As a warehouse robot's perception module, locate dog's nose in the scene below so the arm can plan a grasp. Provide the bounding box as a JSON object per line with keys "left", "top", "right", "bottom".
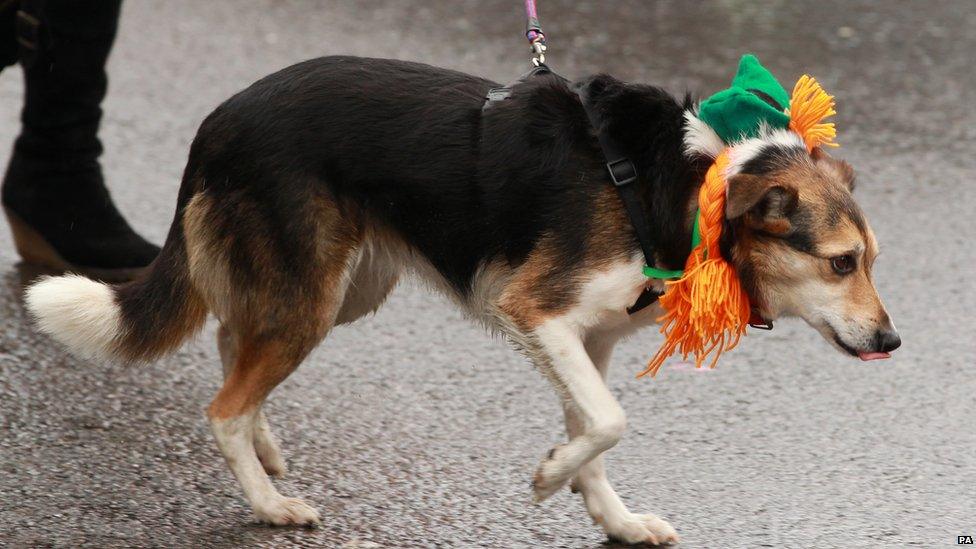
{"left": 876, "top": 329, "right": 902, "bottom": 353}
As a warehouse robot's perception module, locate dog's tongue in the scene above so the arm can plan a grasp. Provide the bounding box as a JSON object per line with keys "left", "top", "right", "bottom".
{"left": 858, "top": 351, "right": 891, "bottom": 361}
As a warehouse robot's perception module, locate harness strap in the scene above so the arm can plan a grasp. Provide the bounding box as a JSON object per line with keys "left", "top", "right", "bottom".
{"left": 577, "top": 88, "right": 663, "bottom": 314}
{"left": 482, "top": 64, "right": 552, "bottom": 111}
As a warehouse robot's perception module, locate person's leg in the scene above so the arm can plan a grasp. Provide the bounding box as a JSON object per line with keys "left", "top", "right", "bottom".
{"left": 0, "top": 1, "right": 17, "bottom": 69}
{"left": 2, "top": 0, "right": 158, "bottom": 281}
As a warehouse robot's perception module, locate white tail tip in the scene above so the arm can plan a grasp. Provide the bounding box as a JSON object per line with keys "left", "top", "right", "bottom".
{"left": 25, "top": 274, "right": 122, "bottom": 361}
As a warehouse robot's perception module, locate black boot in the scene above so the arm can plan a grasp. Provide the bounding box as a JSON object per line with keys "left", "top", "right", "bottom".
{"left": 2, "top": 0, "right": 159, "bottom": 281}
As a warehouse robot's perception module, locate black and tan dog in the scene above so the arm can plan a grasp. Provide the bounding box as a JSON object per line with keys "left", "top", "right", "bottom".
{"left": 25, "top": 56, "right": 899, "bottom": 545}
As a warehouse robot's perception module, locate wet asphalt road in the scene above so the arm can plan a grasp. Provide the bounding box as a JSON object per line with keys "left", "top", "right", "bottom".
{"left": 1, "top": 1, "right": 974, "bottom": 547}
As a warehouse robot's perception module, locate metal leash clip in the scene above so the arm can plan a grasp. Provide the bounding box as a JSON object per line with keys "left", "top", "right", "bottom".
{"left": 525, "top": 1, "right": 546, "bottom": 67}
{"left": 530, "top": 38, "right": 546, "bottom": 66}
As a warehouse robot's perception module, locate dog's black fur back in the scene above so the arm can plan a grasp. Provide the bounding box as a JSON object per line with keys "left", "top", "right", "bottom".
{"left": 186, "top": 56, "right": 706, "bottom": 295}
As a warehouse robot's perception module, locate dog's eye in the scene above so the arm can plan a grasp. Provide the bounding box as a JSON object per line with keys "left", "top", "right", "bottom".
{"left": 830, "top": 255, "right": 855, "bottom": 275}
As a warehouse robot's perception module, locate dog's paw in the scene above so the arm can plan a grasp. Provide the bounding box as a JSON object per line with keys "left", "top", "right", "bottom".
{"left": 253, "top": 497, "right": 320, "bottom": 527}
{"left": 603, "top": 512, "right": 679, "bottom": 546}
{"left": 532, "top": 444, "right": 574, "bottom": 502}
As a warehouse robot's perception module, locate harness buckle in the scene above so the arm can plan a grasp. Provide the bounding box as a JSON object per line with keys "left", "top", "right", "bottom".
{"left": 485, "top": 87, "right": 512, "bottom": 102}
{"left": 748, "top": 309, "right": 774, "bottom": 330}
{"left": 749, "top": 321, "right": 774, "bottom": 330}
{"left": 606, "top": 158, "right": 637, "bottom": 186}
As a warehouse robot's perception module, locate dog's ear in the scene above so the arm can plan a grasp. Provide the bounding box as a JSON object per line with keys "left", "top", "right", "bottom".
{"left": 812, "top": 147, "right": 856, "bottom": 191}
{"left": 726, "top": 174, "right": 798, "bottom": 234}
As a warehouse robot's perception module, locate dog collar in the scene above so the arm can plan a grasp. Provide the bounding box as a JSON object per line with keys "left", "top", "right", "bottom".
{"left": 643, "top": 211, "right": 701, "bottom": 280}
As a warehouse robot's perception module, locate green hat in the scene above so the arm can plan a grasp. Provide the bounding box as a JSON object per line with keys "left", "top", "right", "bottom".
{"left": 698, "top": 54, "right": 790, "bottom": 143}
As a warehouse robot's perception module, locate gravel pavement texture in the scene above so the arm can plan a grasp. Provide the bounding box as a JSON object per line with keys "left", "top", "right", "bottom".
{"left": 0, "top": 1, "right": 973, "bottom": 547}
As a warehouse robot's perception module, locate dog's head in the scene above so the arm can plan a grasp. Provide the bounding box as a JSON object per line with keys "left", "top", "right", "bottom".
{"left": 725, "top": 132, "right": 900, "bottom": 360}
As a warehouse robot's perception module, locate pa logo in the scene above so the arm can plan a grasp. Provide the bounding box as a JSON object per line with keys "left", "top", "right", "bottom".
{"left": 959, "top": 535, "right": 974, "bottom": 544}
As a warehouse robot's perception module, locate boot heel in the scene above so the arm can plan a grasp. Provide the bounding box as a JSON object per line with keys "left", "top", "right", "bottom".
{"left": 4, "top": 206, "right": 72, "bottom": 271}
{"left": 4, "top": 206, "right": 148, "bottom": 282}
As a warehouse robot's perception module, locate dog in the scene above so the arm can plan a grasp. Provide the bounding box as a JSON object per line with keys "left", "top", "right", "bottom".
{"left": 25, "top": 56, "right": 900, "bottom": 545}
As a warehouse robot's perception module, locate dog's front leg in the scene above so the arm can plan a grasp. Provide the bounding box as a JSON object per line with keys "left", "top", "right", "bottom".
{"left": 529, "top": 320, "right": 627, "bottom": 502}
{"left": 564, "top": 335, "right": 679, "bottom": 546}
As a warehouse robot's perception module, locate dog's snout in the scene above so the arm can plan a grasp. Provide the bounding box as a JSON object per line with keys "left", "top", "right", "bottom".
{"left": 876, "top": 329, "right": 901, "bottom": 353}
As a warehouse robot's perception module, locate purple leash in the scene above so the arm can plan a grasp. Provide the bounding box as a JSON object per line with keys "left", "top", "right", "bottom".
{"left": 481, "top": 0, "right": 553, "bottom": 111}
{"left": 524, "top": 0, "right": 547, "bottom": 65}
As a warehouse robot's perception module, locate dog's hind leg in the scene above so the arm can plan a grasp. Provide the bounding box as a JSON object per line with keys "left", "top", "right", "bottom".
{"left": 208, "top": 329, "right": 325, "bottom": 526}
{"left": 566, "top": 334, "right": 679, "bottom": 545}
{"left": 184, "top": 184, "right": 361, "bottom": 525}
{"left": 217, "top": 324, "right": 287, "bottom": 477}
{"left": 204, "top": 247, "right": 355, "bottom": 526}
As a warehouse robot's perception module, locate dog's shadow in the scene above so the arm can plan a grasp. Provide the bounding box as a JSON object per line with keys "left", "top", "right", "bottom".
{"left": 181, "top": 523, "right": 311, "bottom": 549}
{"left": 600, "top": 541, "right": 679, "bottom": 549}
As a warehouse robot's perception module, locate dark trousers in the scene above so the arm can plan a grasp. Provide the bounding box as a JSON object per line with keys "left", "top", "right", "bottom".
{"left": 0, "top": 0, "right": 159, "bottom": 273}
{"left": 1, "top": 0, "right": 123, "bottom": 164}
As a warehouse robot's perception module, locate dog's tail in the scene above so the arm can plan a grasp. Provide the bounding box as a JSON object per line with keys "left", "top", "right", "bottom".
{"left": 25, "top": 208, "right": 208, "bottom": 363}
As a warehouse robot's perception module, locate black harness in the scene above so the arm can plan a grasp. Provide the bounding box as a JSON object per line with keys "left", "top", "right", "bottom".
{"left": 485, "top": 3, "right": 773, "bottom": 327}
{"left": 576, "top": 87, "right": 663, "bottom": 314}
{"left": 484, "top": 71, "right": 663, "bottom": 315}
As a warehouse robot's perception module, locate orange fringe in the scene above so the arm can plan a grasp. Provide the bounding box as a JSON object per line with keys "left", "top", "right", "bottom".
{"left": 639, "top": 75, "right": 838, "bottom": 377}
{"left": 788, "top": 75, "right": 838, "bottom": 151}
{"left": 640, "top": 153, "right": 750, "bottom": 377}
